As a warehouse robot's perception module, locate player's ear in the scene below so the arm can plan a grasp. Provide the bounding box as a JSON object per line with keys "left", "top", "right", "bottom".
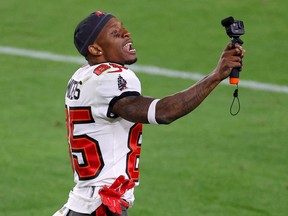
{"left": 88, "top": 44, "right": 103, "bottom": 56}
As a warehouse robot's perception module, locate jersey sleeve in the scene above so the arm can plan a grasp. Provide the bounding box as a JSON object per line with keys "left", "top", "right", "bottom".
{"left": 92, "top": 63, "right": 141, "bottom": 119}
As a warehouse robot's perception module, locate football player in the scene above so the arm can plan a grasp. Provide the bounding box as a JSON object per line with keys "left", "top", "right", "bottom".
{"left": 53, "top": 11, "right": 245, "bottom": 216}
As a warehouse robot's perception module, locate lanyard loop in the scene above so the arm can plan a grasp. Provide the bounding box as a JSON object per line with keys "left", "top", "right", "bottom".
{"left": 230, "top": 85, "right": 240, "bottom": 116}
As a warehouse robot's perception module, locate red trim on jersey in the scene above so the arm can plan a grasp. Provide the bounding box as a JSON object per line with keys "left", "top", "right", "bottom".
{"left": 108, "top": 63, "right": 128, "bottom": 73}
{"left": 94, "top": 64, "right": 111, "bottom": 76}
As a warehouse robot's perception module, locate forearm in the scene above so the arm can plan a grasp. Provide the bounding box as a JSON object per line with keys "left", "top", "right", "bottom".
{"left": 155, "top": 72, "right": 221, "bottom": 124}
{"left": 113, "top": 44, "right": 245, "bottom": 124}
{"left": 113, "top": 72, "right": 221, "bottom": 124}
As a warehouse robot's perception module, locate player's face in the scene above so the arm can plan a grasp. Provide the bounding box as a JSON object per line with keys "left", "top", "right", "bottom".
{"left": 95, "top": 18, "right": 137, "bottom": 65}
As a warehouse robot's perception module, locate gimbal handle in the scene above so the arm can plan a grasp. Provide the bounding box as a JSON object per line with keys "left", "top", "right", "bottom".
{"left": 230, "top": 37, "right": 244, "bottom": 85}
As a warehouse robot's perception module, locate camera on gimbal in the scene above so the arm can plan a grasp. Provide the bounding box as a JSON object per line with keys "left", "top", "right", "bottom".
{"left": 221, "top": 16, "right": 245, "bottom": 86}
{"left": 221, "top": 16, "right": 245, "bottom": 115}
{"left": 221, "top": 16, "right": 245, "bottom": 44}
{"left": 222, "top": 18, "right": 245, "bottom": 38}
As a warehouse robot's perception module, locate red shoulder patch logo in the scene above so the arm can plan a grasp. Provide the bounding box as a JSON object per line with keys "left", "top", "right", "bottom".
{"left": 93, "top": 64, "right": 111, "bottom": 76}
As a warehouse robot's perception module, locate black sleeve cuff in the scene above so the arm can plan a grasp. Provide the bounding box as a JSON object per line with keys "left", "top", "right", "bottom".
{"left": 107, "top": 91, "right": 141, "bottom": 118}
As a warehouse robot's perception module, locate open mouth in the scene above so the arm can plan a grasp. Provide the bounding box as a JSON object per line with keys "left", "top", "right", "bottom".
{"left": 123, "top": 42, "right": 136, "bottom": 54}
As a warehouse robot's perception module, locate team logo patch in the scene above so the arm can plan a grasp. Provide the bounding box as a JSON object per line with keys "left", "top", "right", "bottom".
{"left": 94, "top": 64, "right": 111, "bottom": 76}
{"left": 118, "top": 75, "right": 127, "bottom": 91}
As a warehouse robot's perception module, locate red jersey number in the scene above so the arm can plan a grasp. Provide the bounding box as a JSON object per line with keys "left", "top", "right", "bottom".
{"left": 65, "top": 106, "right": 104, "bottom": 180}
{"left": 65, "top": 106, "right": 143, "bottom": 183}
{"left": 126, "top": 123, "right": 143, "bottom": 183}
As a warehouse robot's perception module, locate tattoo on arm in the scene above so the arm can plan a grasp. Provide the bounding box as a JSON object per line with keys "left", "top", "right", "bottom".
{"left": 112, "top": 73, "right": 220, "bottom": 124}
{"left": 112, "top": 96, "right": 154, "bottom": 123}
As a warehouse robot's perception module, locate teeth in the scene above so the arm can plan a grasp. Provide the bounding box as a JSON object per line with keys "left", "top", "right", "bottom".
{"left": 124, "top": 42, "right": 132, "bottom": 48}
{"left": 123, "top": 42, "right": 136, "bottom": 53}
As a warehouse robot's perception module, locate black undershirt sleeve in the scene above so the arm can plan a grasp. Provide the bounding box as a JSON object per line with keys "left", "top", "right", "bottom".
{"left": 107, "top": 91, "right": 140, "bottom": 118}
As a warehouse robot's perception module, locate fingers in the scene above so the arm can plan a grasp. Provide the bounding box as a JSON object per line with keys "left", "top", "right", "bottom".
{"left": 215, "top": 43, "right": 246, "bottom": 81}
{"left": 221, "top": 50, "right": 243, "bottom": 69}
{"left": 231, "top": 56, "right": 243, "bottom": 68}
{"left": 224, "top": 43, "right": 245, "bottom": 56}
{"left": 235, "top": 45, "right": 245, "bottom": 68}
{"left": 240, "top": 46, "right": 246, "bottom": 58}
{"left": 233, "top": 44, "right": 246, "bottom": 58}
{"left": 223, "top": 43, "right": 245, "bottom": 66}
{"left": 224, "top": 43, "right": 233, "bottom": 51}
{"left": 235, "top": 45, "right": 246, "bottom": 59}
{"left": 110, "top": 175, "right": 125, "bottom": 189}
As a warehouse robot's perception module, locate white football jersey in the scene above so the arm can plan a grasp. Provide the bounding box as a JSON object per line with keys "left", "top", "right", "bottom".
{"left": 65, "top": 62, "right": 143, "bottom": 188}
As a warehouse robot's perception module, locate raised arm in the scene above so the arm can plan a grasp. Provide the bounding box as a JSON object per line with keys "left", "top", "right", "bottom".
{"left": 112, "top": 43, "right": 245, "bottom": 124}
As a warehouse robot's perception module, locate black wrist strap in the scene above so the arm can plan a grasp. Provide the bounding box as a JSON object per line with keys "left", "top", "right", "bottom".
{"left": 230, "top": 84, "right": 240, "bottom": 116}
